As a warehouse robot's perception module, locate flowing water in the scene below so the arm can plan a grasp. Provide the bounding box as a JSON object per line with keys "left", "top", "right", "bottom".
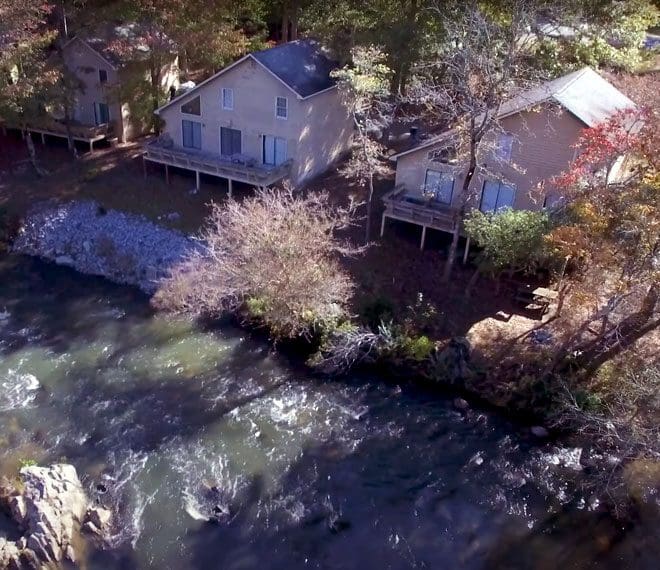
{"left": 0, "top": 254, "right": 656, "bottom": 569}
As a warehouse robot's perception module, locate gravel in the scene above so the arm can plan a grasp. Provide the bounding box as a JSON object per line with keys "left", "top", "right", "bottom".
{"left": 12, "top": 201, "right": 202, "bottom": 294}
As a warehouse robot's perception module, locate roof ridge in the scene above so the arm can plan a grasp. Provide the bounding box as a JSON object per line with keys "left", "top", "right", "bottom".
{"left": 552, "top": 66, "right": 592, "bottom": 97}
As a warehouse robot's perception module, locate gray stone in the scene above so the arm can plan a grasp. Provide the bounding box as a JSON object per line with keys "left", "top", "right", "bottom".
{"left": 12, "top": 200, "right": 202, "bottom": 294}
{"left": 54, "top": 255, "right": 74, "bottom": 266}
{"left": 531, "top": 426, "right": 550, "bottom": 438}
{"left": 453, "top": 397, "right": 470, "bottom": 411}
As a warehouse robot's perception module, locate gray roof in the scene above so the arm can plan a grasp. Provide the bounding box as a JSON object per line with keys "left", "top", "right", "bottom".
{"left": 392, "top": 67, "right": 636, "bottom": 160}
{"left": 498, "top": 67, "right": 636, "bottom": 127}
{"left": 251, "top": 39, "right": 338, "bottom": 97}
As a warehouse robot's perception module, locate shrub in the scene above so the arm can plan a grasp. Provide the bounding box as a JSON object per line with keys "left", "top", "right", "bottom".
{"left": 359, "top": 295, "right": 395, "bottom": 329}
{"left": 153, "top": 188, "right": 362, "bottom": 340}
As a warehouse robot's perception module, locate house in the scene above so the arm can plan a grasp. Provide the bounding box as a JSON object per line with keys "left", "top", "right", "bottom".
{"left": 2, "top": 23, "right": 179, "bottom": 150}
{"left": 383, "top": 67, "right": 636, "bottom": 250}
{"left": 59, "top": 23, "right": 179, "bottom": 145}
{"left": 144, "top": 39, "right": 353, "bottom": 192}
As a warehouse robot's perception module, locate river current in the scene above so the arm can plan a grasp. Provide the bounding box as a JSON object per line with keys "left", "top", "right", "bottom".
{"left": 0, "top": 254, "right": 656, "bottom": 569}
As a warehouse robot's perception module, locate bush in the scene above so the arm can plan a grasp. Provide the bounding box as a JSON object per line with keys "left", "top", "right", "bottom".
{"left": 153, "top": 188, "right": 362, "bottom": 340}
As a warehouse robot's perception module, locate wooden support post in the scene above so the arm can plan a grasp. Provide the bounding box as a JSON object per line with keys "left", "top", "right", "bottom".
{"left": 227, "top": 178, "right": 233, "bottom": 199}
{"left": 380, "top": 214, "right": 387, "bottom": 237}
{"left": 463, "top": 236, "right": 471, "bottom": 264}
{"left": 142, "top": 157, "right": 147, "bottom": 180}
{"left": 89, "top": 140, "right": 94, "bottom": 152}
{"left": 195, "top": 170, "right": 200, "bottom": 190}
{"left": 165, "top": 164, "right": 170, "bottom": 185}
{"left": 41, "top": 132, "right": 45, "bottom": 144}
{"left": 420, "top": 225, "right": 427, "bottom": 251}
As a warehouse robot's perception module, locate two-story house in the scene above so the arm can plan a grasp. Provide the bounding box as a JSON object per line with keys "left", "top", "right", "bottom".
{"left": 60, "top": 23, "right": 179, "bottom": 146}
{"left": 4, "top": 23, "right": 179, "bottom": 151}
{"left": 382, "top": 67, "right": 636, "bottom": 250}
{"left": 144, "top": 39, "right": 353, "bottom": 192}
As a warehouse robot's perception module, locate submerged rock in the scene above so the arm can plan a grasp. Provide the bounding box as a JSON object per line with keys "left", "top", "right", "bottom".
{"left": 530, "top": 426, "right": 550, "bottom": 438}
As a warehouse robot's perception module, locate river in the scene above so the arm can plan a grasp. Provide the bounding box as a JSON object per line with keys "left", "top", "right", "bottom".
{"left": 0, "top": 254, "right": 655, "bottom": 569}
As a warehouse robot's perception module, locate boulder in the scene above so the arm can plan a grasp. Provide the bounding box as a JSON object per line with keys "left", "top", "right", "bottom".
{"left": 54, "top": 255, "right": 74, "bottom": 266}
{"left": 453, "top": 397, "right": 470, "bottom": 411}
{"left": 0, "top": 464, "right": 93, "bottom": 568}
{"left": 430, "top": 337, "right": 472, "bottom": 385}
{"left": 531, "top": 426, "right": 550, "bottom": 438}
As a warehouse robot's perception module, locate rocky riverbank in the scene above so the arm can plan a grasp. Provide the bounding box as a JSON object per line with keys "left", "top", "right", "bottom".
{"left": 0, "top": 463, "right": 112, "bottom": 569}
{"left": 12, "top": 201, "right": 201, "bottom": 294}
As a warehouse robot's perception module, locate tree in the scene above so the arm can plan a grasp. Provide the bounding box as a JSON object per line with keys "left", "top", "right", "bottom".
{"left": 406, "top": 0, "right": 542, "bottom": 283}
{"left": 153, "top": 188, "right": 362, "bottom": 340}
{"left": 546, "top": 106, "right": 659, "bottom": 378}
{"left": 532, "top": 0, "right": 660, "bottom": 74}
{"left": 333, "top": 46, "right": 393, "bottom": 244}
{"left": 463, "top": 209, "right": 552, "bottom": 295}
{"left": 0, "top": 0, "right": 58, "bottom": 173}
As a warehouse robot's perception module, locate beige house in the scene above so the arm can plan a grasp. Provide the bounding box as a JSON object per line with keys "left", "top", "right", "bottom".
{"left": 5, "top": 23, "right": 179, "bottom": 150}
{"left": 145, "top": 39, "right": 353, "bottom": 192}
{"left": 384, "top": 67, "right": 636, "bottom": 250}
{"left": 60, "top": 23, "right": 179, "bottom": 145}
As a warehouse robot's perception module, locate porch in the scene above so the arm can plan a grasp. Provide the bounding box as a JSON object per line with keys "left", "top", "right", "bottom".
{"left": 143, "top": 138, "right": 293, "bottom": 195}
{"left": 1, "top": 118, "right": 111, "bottom": 151}
{"left": 381, "top": 185, "right": 470, "bottom": 258}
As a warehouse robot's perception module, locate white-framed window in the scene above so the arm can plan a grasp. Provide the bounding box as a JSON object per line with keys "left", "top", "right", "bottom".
{"left": 495, "top": 132, "right": 514, "bottom": 162}
{"left": 222, "top": 88, "right": 233, "bottom": 110}
{"left": 275, "top": 96, "right": 288, "bottom": 119}
{"left": 424, "top": 169, "right": 454, "bottom": 204}
{"left": 480, "top": 180, "right": 516, "bottom": 213}
{"left": 263, "top": 135, "right": 287, "bottom": 165}
{"left": 99, "top": 69, "right": 108, "bottom": 84}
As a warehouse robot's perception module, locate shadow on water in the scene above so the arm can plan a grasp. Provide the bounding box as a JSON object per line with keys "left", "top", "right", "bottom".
{"left": 2, "top": 255, "right": 659, "bottom": 570}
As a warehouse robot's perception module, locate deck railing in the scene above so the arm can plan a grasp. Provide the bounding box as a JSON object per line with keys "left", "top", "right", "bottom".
{"left": 144, "top": 139, "right": 293, "bottom": 186}
{"left": 382, "top": 185, "right": 460, "bottom": 234}
{"left": 2, "top": 117, "right": 111, "bottom": 141}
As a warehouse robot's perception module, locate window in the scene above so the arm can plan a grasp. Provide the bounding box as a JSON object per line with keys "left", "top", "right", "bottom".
{"left": 480, "top": 180, "right": 516, "bottom": 213}
{"left": 99, "top": 69, "right": 108, "bottom": 84}
{"left": 276, "top": 96, "right": 288, "bottom": 119}
{"left": 424, "top": 170, "right": 454, "bottom": 204}
{"left": 93, "top": 102, "right": 109, "bottom": 125}
{"left": 495, "top": 133, "right": 514, "bottom": 162}
{"left": 263, "top": 135, "right": 287, "bottom": 165}
{"left": 181, "top": 96, "right": 201, "bottom": 116}
{"left": 220, "top": 127, "right": 242, "bottom": 156}
{"left": 182, "top": 119, "right": 202, "bottom": 149}
{"left": 222, "top": 88, "right": 233, "bottom": 110}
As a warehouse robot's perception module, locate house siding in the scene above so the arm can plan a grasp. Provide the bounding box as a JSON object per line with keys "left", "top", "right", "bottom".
{"left": 394, "top": 104, "right": 585, "bottom": 210}
{"left": 157, "top": 58, "right": 353, "bottom": 187}
{"left": 62, "top": 38, "right": 179, "bottom": 142}
{"left": 62, "top": 38, "right": 122, "bottom": 137}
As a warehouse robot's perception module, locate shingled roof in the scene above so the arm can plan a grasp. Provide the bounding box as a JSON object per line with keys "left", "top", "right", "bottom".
{"left": 391, "top": 67, "right": 636, "bottom": 160}
{"left": 251, "top": 39, "right": 338, "bottom": 98}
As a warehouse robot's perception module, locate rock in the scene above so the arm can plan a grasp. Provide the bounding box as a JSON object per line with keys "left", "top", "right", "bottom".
{"left": 453, "top": 397, "right": 470, "bottom": 411}
{"left": 85, "top": 505, "right": 112, "bottom": 533}
{"left": 0, "top": 464, "right": 92, "bottom": 569}
{"left": 54, "top": 255, "right": 74, "bottom": 266}
{"left": 531, "top": 426, "right": 550, "bottom": 438}
{"left": 82, "top": 521, "right": 101, "bottom": 536}
{"left": 431, "top": 337, "right": 472, "bottom": 384}
{"left": 12, "top": 201, "right": 201, "bottom": 294}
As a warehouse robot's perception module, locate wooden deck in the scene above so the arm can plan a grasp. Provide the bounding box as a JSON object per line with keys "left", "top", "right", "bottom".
{"left": 143, "top": 139, "right": 293, "bottom": 192}
{"left": 1, "top": 118, "right": 111, "bottom": 150}
{"left": 381, "top": 185, "right": 467, "bottom": 251}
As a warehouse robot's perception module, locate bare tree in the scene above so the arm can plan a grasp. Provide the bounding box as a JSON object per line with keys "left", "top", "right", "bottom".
{"left": 406, "top": 0, "right": 542, "bottom": 282}
{"left": 153, "top": 187, "right": 363, "bottom": 340}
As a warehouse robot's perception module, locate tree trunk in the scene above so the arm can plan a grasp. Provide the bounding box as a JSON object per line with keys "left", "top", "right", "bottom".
{"left": 150, "top": 59, "right": 162, "bottom": 135}
{"left": 578, "top": 283, "right": 659, "bottom": 378}
{"left": 281, "top": 12, "right": 289, "bottom": 42}
{"left": 441, "top": 132, "right": 477, "bottom": 283}
{"left": 365, "top": 174, "right": 374, "bottom": 244}
{"left": 465, "top": 267, "right": 480, "bottom": 298}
